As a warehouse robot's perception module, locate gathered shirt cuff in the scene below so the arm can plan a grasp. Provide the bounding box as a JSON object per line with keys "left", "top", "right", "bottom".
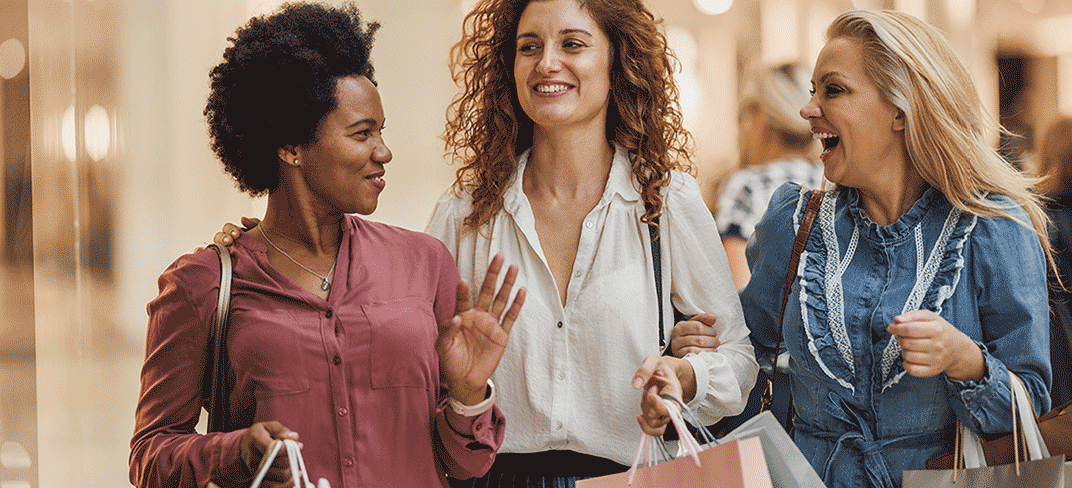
{"left": 448, "top": 379, "right": 496, "bottom": 417}
{"left": 944, "top": 343, "right": 1014, "bottom": 433}
{"left": 683, "top": 354, "right": 710, "bottom": 412}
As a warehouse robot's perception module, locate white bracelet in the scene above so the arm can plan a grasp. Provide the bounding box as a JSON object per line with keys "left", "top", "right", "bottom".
{"left": 448, "top": 379, "right": 495, "bottom": 417}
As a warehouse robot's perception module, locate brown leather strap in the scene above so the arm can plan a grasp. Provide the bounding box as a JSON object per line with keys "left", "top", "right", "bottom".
{"left": 763, "top": 189, "right": 823, "bottom": 413}
{"left": 780, "top": 190, "right": 824, "bottom": 323}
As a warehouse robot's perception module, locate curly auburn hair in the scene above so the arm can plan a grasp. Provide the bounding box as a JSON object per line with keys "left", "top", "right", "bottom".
{"left": 445, "top": 0, "right": 692, "bottom": 231}
{"left": 205, "top": 2, "right": 379, "bottom": 196}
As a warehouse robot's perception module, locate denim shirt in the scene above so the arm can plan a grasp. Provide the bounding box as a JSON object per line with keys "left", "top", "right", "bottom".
{"left": 740, "top": 184, "right": 1051, "bottom": 488}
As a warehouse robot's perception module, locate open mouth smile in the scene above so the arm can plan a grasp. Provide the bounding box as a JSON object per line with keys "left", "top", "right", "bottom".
{"left": 814, "top": 132, "right": 840, "bottom": 159}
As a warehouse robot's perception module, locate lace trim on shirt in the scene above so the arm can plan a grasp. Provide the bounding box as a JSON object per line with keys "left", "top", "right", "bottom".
{"left": 798, "top": 189, "right": 857, "bottom": 392}
{"left": 880, "top": 206, "right": 972, "bottom": 391}
{"left": 821, "top": 191, "right": 859, "bottom": 378}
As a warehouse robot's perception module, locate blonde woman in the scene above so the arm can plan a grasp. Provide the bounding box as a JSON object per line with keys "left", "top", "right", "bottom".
{"left": 670, "top": 10, "right": 1055, "bottom": 487}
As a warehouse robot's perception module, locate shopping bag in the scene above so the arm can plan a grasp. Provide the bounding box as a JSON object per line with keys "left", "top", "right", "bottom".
{"left": 717, "top": 410, "right": 825, "bottom": 487}
{"left": 249, "top": 439, "right": 330, "bottom": 488}
{"left": 577, "top": 437, "right": 771, "bottom": 487}
{"left": 578, "top": 397, "right": 772, "bottom": 488}
{"left": 208, "top": 439, "right": 330, "bottom": 488}
{"left": 902, "top": 372, "right": 1067, "bottom": 487}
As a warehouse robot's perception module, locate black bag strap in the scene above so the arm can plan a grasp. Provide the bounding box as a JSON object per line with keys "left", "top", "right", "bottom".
{"left": 208, "top": 243, "right": 233, "bottom": 433}
{"left": 761, "top": 189, "right": 823, "bottom": 415}
{"left": 649, "top": 219, "right": 666, "bottom": 349}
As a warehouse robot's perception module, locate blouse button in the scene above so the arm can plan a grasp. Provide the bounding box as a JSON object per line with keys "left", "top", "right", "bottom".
{"left": 333, "top": 355, "right": 342, "bottom": 365}
{"left": 555, "top": 421, "right": 563, "bottom": 430}
{"left": 585, "top": 221, "right": 593, "bottom": 229}
{"left": 557, "top": 372, "right": 565, "bottom": 380}
{"left": 475, "top": 423, "right": 483, "bottom": 431}
{"left": 338, "top": 407, "right": 348, "bottom": 416}
{"left": 325, "top": 309, "right": 334, "bottom": 318}
{"left": 343, "top": 457, "right": 354, "bottom": 467}
{"left": 556, "top": 321, "right": 563, "bottom": 329}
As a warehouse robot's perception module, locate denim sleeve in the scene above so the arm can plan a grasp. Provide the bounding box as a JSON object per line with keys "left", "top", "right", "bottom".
{"left": 739, "top": 183, "right": 808, "bottom": 370}
{"left": 944, "top": 205, "right": 1051, "bottom": 434}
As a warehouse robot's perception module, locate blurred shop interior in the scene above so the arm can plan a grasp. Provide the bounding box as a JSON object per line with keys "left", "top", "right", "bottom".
{"left": 1, "top": 0, "right": 1070, "bottom": 485}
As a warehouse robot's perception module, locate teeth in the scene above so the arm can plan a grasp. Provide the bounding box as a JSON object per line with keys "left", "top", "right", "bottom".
{"left": 813, "top": 132, "right": 838, "bottom": 139}
{"left": 537, "top": 84, "right": 569, "bottom": 93}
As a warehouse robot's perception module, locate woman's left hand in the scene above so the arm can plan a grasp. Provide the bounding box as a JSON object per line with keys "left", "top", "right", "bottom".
{"left": 438, "top": 254, "right": 526, "bottom": 406}
{"left": 888, "top": 309, "right": 984, "bottom": 381}
{"left": 632, "top": 355, "right": 695, "bottom": 436}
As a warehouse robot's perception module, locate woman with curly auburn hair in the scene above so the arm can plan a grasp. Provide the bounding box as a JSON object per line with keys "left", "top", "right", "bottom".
{"left": 425, "top": 0, "right": 757, "bottom": 485}
{"left": 134, "top": 3, "right": 526, "bottom": 487}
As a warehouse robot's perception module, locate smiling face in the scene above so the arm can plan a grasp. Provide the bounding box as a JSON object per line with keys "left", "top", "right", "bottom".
{"left": 800, "top": 37, "right": 906, "bottom": 191}
{"left": 513, "top": 0, "right": 613, "bottom": 133}
{"left": 293, "top": 75, "right": 391, "bottom": 215}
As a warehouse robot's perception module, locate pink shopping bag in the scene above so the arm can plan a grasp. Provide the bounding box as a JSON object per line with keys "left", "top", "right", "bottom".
{"left": 577, "top": 437, "right": 773, "bottom": 488}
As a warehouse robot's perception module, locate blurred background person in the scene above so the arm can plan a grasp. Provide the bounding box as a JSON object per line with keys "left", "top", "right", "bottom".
{"left": 1036, "top": 116, "right": 1072, "bottom": 407}
{"left": 714, "top": 62, "right": 824, "bottom": 291}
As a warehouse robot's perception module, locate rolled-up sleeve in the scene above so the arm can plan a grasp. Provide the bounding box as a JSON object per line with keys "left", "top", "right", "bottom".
{"left": 428, "top": 240, "right": 506, "bottom": 479}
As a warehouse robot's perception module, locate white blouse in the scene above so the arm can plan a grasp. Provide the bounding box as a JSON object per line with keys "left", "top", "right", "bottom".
{"left": 425, "top": 145, "right": 758, "bottom": 465}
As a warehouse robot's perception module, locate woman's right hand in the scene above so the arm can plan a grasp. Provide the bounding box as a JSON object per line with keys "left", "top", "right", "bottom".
{"left": 240, "top": 421, "right": 300, "bottom": 486}
{"left": 214, "top": 217, "right": 261, "bottom": 247}
{"left": 668, "top": 314, "right": 720, "bottom": 357}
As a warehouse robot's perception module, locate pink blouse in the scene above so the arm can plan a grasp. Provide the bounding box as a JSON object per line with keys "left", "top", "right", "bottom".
{"left": 130, "top": 215, "right": 504, "bottom": 488}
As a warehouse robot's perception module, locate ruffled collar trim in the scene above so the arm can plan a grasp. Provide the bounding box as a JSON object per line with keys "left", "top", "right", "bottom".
{"left": 845, "top": 185, "right": 946, "bottom": 242}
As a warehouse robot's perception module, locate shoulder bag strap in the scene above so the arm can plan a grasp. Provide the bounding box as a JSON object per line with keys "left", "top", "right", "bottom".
{"left": 761, "top": 189, "right": 823, "bottom": 413}
{"left": 649, "top": 218, "right": 666, "bottom": 349}
{"left": 208, "top": 243, "right": 234, "bottom": 433}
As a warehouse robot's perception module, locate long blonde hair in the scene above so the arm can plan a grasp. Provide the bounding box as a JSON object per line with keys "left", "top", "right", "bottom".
{"left": 828, "top": 10, "right": 1054, "bottom": 266}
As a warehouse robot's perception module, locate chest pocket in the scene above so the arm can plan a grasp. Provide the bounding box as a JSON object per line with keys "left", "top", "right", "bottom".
{"left": 363, "top": 297, "right": 438, "bottom": 389}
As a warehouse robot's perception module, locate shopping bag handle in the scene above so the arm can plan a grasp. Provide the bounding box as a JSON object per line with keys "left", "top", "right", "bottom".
{"left": 249, "top": 439, "right": 330, "bottom": 488}
{"left": 658, "top": 393, "right": 717, "bottom": 445}
{"left": 956, "top": 370, "right": 1048, "bottom": 480}
{"left": 627, "top": 396, "right": 706, "bottom": 485}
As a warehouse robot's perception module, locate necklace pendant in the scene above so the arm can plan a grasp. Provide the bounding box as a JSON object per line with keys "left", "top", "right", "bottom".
{"left": 321, "top": 278, "right": 331, "bottom": 291}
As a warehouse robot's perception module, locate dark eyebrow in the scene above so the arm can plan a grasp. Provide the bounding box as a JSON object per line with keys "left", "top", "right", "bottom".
{"left": 516, "top": 28, "right": 595, "bottom": 42}
{"left": 345, "top": 118, "right": 379, "bottom": 130}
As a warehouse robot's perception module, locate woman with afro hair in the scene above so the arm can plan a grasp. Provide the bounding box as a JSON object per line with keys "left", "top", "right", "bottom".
{"left": 130, "top": 3, "right": 525, "bottom": 487}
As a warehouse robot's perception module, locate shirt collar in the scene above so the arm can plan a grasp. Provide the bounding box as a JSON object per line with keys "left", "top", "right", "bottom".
{"left": 503, "top": 143, "right": 641, "bottom": 216}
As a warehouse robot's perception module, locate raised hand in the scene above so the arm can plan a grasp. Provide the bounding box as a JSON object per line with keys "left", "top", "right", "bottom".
{"left": 887, "top": 309, "right": 984, "bottom": 381}
{"left": 239, "top": 421, "right": 300, "bottom": 486}
{"left": 437, "top": 254, "right": 526, "bottom": 406}
{"left": 668, "top": 313, "right": 720, "bottom": 357}
{"left": 213, "top": 217, "right": 261, "bottom": 247}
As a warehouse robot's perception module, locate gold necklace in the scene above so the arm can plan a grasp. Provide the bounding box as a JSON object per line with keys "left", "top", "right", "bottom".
{"left": 260, "top": 225, "right": 337, "bottom": 291}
